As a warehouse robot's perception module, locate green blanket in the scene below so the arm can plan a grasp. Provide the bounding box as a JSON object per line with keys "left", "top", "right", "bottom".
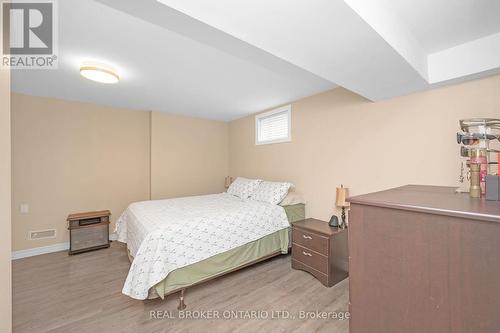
{"left": 153, "top": 228, "right": 289, "bottom": 298}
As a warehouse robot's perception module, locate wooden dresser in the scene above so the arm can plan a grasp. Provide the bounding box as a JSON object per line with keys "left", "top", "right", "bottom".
{"left": 291, "top": 218, "right": 348, "bottom": 287}
{"left": 348, "top": 185, "right": 500, "bottom": 333}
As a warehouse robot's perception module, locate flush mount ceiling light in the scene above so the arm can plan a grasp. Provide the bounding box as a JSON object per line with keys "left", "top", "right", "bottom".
{"left": 80, "top": 62, "right": 120, "bottom": 84}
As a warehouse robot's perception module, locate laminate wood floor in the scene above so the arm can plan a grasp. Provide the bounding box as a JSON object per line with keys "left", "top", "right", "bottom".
{"left": 13, "top": 242, "right": 349, "bottom": 333}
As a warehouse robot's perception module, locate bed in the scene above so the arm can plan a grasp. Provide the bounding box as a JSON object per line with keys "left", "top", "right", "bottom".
{"left": 115, "top": 191, "right": 304, "bottom": 309}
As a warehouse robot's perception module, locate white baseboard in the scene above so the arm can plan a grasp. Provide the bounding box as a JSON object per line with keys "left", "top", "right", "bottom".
{"left": 12, "top": 242, "right": 70, "bottom": 260}
{"left": 12, "top": 234, "right": 118, "bottom": 260}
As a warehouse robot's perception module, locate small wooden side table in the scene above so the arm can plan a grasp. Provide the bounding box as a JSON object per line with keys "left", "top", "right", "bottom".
{"left": 291, "top": 218, "right": 348, "bottom": 287}
{"left": 67, "top": 210, "right": 111, "bottom": 255}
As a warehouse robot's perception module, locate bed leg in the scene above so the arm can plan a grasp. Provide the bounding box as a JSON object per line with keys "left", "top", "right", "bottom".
{"left": 177, "top": 289, "right": 187, "bottom": 310}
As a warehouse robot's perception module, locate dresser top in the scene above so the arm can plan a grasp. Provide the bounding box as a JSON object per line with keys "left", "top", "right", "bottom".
{"left": 348, "top": 185, "right": 500, "bottom": 223}
{"left": 67, "top": 210, "right": 111, "bottom": 221}
{"left": 293, "top": 218, "right": 344, "bottom": 236}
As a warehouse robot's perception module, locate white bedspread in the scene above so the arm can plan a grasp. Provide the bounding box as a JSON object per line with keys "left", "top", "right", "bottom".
{"left": 115, "top": 193, "right": 290, "bottom": 300}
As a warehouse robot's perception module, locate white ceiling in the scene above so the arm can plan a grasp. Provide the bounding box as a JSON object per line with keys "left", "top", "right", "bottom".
{"left": 158, "top": 0, "right": 500, "bottom": 99}
{"left": 11, "top": 0, "right": 335, "bottom": 121}
{"left": 384, "top": 0, "right": 500, "bottom": 53}
{"left": 11, "top": 0, "right": 500, "bottom": 120}
{"left": 156, "top": 0, "right": 430, "bottom": 101}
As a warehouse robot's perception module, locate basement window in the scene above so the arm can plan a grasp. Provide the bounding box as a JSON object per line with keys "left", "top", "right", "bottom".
{"left": 255, "top": 105, "right": 291, "bottom": 145}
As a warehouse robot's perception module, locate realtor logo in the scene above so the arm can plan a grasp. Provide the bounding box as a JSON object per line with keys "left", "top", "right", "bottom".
{"left": 1, "top": 0, "right": 58, "bottom": 69}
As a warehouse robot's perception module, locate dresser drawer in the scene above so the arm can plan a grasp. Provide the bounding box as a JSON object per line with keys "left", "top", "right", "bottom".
{"left": 292, "top": 243, "right": 328, "bottom": 274}
{"left": 292, "top": 228, "right": 329, "bottom": 255}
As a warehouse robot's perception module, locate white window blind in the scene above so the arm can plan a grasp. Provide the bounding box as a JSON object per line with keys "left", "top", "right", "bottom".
{"left": 255, "top": 105, "right": 291, "bottom": 145}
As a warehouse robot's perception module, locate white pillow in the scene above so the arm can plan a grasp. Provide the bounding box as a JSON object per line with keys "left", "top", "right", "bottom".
{"left": 250, "top": 181, "right": 293, "bottom": 205}
{"left": 227, "top": 177, "right": 262, "bottom": 199}
{"left": 279, "top": 192, "right": 305, "bottom": 206}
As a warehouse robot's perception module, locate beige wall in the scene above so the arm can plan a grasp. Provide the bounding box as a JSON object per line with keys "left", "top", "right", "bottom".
{"left": 151, "top": 111, "right": 229, "bottom": 199}
{"left": 11, "top": 75, "right": 500, "bottom": 252}
{"left": 11, "top": 94, "right": 151, "bottom": 251}
{"left": 229, "top": 75, "right": 500, "bottom": 221}
{"left": 1, "top": 69, "right": 12, "bottom": 331}
{"left": 11, "top": 96, "right": 230, "bottom": 252}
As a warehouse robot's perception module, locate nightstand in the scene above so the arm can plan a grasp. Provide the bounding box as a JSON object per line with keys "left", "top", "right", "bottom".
{"left": 291, "top": 218, "right": 348, "bottom": 287}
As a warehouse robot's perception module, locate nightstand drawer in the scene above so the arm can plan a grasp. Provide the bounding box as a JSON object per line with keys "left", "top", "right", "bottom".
{"left": 292, "top": 243, "right": 328, "bottom": 274}
{"left": 292, "top": 228, "right": 329, "bottom": 255}
{"left": 292, "top": 259, "right": 329, "bottom": 286}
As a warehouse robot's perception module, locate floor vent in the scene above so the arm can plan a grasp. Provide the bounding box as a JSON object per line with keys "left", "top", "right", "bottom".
{"left": 30, "top": 229, "right": 56, "bottom": 240}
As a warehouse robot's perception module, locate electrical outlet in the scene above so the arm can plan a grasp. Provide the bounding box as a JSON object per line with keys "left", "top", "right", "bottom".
{"left": 20, "top": 204, "right": 29, "bottom": 214}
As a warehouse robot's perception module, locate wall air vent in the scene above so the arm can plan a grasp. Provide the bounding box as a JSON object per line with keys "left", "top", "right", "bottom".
{"left": 29, "top": 229, "right": 56, "bottom": 240}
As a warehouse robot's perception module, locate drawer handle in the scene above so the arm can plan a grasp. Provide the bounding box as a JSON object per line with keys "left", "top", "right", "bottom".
{"left": 302, "top": 251, "right": 312, "bottom": 257}
{"left": 302, "top": 235, "right": 313, "bottom": 240}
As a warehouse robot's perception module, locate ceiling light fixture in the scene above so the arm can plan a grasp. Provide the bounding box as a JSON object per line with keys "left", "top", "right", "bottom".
{"left": 80, "top": 62, "right": 120, "bottom": 84}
